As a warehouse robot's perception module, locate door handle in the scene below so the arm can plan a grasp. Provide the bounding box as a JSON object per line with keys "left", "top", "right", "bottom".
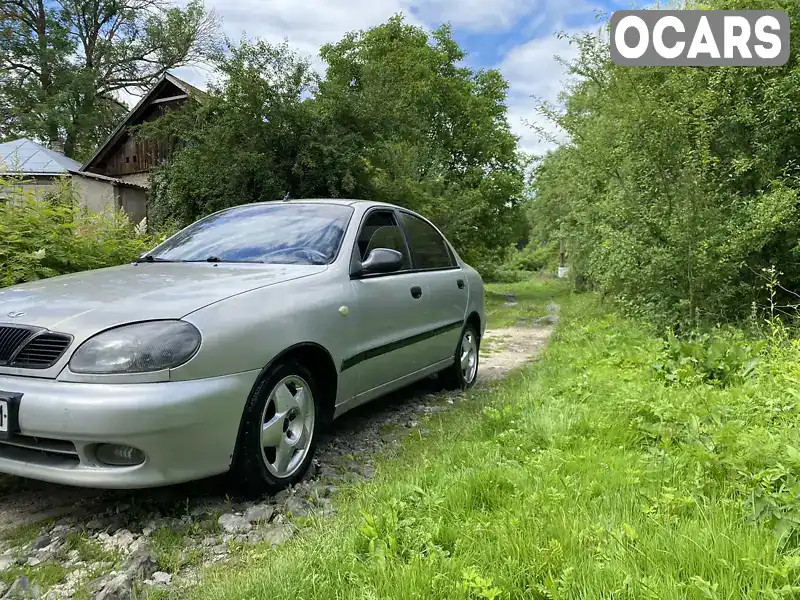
{"left": 457, "top": 279, "right": 465, "bottom": 289}
{"left": 410, "top": 286, "right": 423, "bottom": 299}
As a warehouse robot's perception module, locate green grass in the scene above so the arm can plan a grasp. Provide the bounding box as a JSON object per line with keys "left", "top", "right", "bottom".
{"left": 0, "top": 563, "right": 67, "bottom": 588}
{"left": 0, "top": 521, "right": 54, "bottom": 548}
{"left": 485, "top": 278, "right": 568, "bottom": 328}
{"left": 150, "top": 525, "right": 205, "bottom": 574}
{"left": 62, "top": 531, "right": 119, "bottom": 565}
{"left": 173, "top": 280, "right": 800, "bottom": 599}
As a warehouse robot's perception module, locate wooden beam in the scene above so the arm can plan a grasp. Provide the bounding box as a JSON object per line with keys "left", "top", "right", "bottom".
{"left": 151, "top": 94, "right": 189, "bottom": 105}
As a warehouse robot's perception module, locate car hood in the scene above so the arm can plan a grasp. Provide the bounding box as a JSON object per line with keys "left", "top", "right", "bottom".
{"left": 0, "top": 262, "right": 326, "bottom": 333}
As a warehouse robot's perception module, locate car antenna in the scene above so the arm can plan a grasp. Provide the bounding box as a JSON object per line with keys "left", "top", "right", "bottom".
{"left": 282, "top": 191, "right": 291, "bottom": 202}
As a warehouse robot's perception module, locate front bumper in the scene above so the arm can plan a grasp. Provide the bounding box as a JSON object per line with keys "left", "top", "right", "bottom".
{"left": 0, "top": 370, "right": 260, "bottom": 489}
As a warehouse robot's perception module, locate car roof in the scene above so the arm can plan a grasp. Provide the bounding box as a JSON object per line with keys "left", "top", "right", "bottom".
{"left": 235, "top": 198, "right": 402, "bottom": 210}
{"left": 279, "top": 198, "right": 360, "bottom": 206}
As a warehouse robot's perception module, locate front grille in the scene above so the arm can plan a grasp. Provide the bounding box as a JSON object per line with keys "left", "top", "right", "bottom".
{"left": 11, "top": 333, "right": 72, "bottom": 369}
{"left": 0, "top": 325, "right": 72, "bottom": 369}
{"left": 0, "top": 434, "right": 80, "bottom": 468}
{"left": 0, "top": 326, "right": 36, "bottom": 364}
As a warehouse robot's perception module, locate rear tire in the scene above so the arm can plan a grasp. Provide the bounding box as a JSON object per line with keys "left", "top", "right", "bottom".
{"left": 231, "top": 360, "right": 320, "bottom": 495}
{"left": 440, "top": 323, "right": 480, "bottom": 390}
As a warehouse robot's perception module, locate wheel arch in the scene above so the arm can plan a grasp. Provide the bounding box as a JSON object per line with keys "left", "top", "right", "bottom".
{"left": 228, "top": 341, "right": 339, "bottom": 469}
{"left": 465, "top": 311, "right": 482, "bottom": 345}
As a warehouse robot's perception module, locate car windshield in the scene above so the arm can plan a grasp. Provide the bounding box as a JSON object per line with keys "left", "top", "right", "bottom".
{"left": 147, "top": 203, "right": 354, "bottom": 265}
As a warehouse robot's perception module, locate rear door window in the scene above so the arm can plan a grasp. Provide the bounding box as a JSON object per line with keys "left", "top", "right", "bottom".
{"left": 399, "top": 212, "right": 455, "bottom": 270}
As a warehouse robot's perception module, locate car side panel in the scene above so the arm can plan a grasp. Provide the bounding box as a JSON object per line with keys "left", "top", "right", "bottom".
{"left": 175, "top": 270, "right": 360, "bottom": 405}
{"left": 346, "top": 273, "right": 432, "bottom": 395}
{"left": 408, "top": 269, "right": 467, "bottom": 367}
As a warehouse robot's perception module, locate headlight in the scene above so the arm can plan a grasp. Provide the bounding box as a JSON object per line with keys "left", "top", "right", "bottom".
{"left": 69, "top": 321, "right": 201, "bottom": 374}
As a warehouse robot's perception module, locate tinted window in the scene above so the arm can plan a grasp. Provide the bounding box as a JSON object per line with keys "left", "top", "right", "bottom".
{"left": 399, "top": 213, "right": 454, "bottom": 269}
{"left": 149, "top": 203, "right": 353, "bottom": 265}
{"left": 355, "top": 211, "right": 411, "bottom": 269}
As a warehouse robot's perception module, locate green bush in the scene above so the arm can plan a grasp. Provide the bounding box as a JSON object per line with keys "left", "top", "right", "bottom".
{"left": 507, "top": 241, "right": 559, "bottom": 273}
{"left": 653, "top": 330, "right": 765, "bottom": 388}
{"left": 478, "top": 241, "right": 559, "bottom": 283}
{"left": 530, "top": 0, "right": 800, "bottom": 327}
{"left": 0, "top": 176, "right": 165, "bottom": 287}
{"left": 486, "top": 266, "right": 536, "bottom": 284}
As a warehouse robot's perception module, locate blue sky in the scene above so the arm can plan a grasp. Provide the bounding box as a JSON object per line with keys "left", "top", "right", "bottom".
{"left": 170, "top": 0, "right": 629, "bottom": 155}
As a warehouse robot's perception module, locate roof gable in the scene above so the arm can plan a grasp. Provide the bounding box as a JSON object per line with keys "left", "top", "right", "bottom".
{"left": 0, "top": 138, "right": 82, "bottom": 175}
{"left": 82, "top": 72, "right": 206, "bottom": 172}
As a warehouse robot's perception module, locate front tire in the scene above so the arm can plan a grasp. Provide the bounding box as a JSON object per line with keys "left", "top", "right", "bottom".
{"left": 440, "top": 323, "right": 480, "bottom": 390}
{"left": 232, "top": 360, "right": 320, "bottom": 494}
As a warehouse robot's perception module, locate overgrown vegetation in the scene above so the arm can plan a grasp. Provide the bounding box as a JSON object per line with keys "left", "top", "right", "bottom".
{"left": 530, "top": 0, "right": 800, "bottom": 327}
{"left": 136, "top": 17, "right": 529, "bottom": 273}
{"left": 169, "top": 281, "right": 800, "bottom": 599}
{"left": 653, "top": 330, "right": 765, "bottom": 388}
{"left": 0, "top": 176, "right": 163, "bottom": 286}
{"left": 483, "top": 241, "right": 561, "bottom": 283}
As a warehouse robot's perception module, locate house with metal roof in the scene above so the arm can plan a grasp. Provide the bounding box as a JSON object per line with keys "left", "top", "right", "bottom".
{"left": 0, "top": 138, "right": 83, "bottom": 175}
{"left": 0, "top": 72, "right": 203, "bottom": 223}
{"left": 0, "top": 138, "right": 148, "bottom": 224}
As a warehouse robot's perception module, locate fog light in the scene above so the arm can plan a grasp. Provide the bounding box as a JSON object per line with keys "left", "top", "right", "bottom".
{"left": 95, "top": 444, "right": 145, "bottom": 467}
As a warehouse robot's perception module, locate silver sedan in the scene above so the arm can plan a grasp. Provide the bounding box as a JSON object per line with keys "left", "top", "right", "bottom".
{"left": 0, "top": 200, "right": 485, "bottom": 491}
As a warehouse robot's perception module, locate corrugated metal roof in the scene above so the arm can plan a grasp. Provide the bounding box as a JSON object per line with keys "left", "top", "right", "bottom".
{"left": 0, "top": 138, "right": 82, "bottom": 175}
{"left": 68, "top": 169, "right": 147, "bottom": 189}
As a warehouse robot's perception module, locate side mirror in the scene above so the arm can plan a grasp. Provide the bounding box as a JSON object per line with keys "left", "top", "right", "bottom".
{"left": 354, "top": 248, "right": 404, "bottom": 277}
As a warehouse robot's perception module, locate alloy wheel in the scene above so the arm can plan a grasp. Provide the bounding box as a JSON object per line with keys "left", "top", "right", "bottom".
{"left": 460, "top": 330, "right": 478, "bottom": 384}
{"left": 259, "top": 375, "right": 316, "bottom": 478}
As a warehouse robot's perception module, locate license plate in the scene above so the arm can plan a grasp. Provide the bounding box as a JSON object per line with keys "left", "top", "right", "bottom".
{"left": 0, "top": 392, "right": 21, "bottom": 440}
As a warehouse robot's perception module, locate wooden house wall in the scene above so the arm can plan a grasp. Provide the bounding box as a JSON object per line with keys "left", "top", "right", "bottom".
{"left": 97, "top": 95, "right": 186, "bottom": 177}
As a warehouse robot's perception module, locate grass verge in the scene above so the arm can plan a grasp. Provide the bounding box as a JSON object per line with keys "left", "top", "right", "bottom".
{"left": 485, "top": 277, "right": 564, "bottom": 328}
{"left": 173, "top": 281, "right": 800, "bottom": 599}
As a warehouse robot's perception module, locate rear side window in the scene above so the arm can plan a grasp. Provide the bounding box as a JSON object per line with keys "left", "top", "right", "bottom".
{"left": 399, "top": 213, "right": 455, "bottom": 270}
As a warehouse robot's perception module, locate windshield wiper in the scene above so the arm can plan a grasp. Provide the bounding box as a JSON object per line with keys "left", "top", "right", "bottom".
{"left": 180, "top": 257, "right": 265, "bottom": 264}
{"left": 135, "top": 254, "right": 173, "bottom": 263}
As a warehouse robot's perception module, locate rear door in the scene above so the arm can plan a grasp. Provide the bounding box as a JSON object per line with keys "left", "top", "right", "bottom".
{"left": 347, "top": 209, "right": 433, "bottom": 395}
{"left": 397, "top": 210, "right": 468, "bottom": 368}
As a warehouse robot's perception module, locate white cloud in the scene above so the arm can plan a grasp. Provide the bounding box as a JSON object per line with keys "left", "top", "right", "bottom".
{"left": 412, "top": 0, "right": 536, "bottom": 32}
{"left": 499, "top": 29, "right": 587, "bottom": 156}
{"left": 205, "top": 0, "right": 594, "bottom": 65}
{"left": 210, "top": 0, "right": 418, "bottom": 71}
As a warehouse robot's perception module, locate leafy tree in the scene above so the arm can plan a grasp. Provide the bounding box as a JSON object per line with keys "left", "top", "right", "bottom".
{"left": 143, "top": 16, "right": 527, "bottom": 268}
{"left": 316, "top": 16, "right": 527, "bottom": 264}
{"left": 530, "top": 0, "right": 800, "bottom": 327}
{"left": 137, "top": 38, "right": 337, "bottom": 226}
{"left": 0, "top": 0, "right": 218, "bottom": 158}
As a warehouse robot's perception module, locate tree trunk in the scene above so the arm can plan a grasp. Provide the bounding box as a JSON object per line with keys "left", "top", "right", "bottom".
{"left": 35, "top": 0, "right": 58, "bottom": 144}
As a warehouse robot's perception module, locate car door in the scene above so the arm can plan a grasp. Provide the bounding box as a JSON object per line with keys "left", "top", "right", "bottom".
{"left": 347, "top": 209, "right": 433, "bottom": 396}
{"left": 397, "top": 210, "right": 468, "bottom": 368}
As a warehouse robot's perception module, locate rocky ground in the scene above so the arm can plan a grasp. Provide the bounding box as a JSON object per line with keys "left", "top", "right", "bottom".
{"left": 0, "top": 308, "right": 557, "bottom": 600}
